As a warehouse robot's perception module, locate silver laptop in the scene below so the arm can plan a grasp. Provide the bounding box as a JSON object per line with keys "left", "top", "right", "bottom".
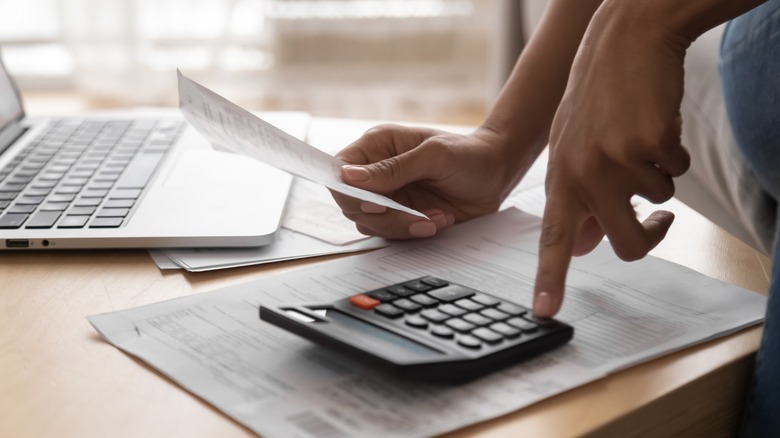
{"left": 0, "top": 52, "right": 293, "bottom": 250}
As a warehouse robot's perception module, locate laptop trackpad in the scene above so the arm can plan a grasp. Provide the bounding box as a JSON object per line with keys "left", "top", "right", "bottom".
{"left": 161, "top": 148, "right": 288, "bottom": 189}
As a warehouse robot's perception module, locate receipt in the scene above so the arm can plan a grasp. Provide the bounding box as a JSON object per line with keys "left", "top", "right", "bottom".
{"left": 177, "top": 70, "right": 426, "bottom": 218}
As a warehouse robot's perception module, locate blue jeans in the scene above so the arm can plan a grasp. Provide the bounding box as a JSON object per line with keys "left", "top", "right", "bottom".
{"left": 721, "top": 0, "right": 780, "bottom": 435}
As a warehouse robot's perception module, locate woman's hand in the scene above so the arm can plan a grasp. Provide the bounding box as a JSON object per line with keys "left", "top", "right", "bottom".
{"left": 533, "top": 0, "right": 693, "bottom": 317}
{"left": 332, "top": 124, "right": 523, "bottom": 239}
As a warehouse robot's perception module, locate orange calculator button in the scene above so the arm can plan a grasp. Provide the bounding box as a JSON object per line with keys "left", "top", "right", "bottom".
{"left": 350, "top": 294, "right": 380, "bottom": 310}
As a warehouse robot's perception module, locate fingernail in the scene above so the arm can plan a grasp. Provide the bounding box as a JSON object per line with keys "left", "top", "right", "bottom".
{"left": 342, "top": 165, "right": 370, "bottom": 182}
{"left": 533, "top": 291, "right": 553, "bottom": 318}
{"left": 429, "top": 212, "right": 447, "bottom": 228}
{"left": 409, "top": 221, "right": 437, "bottom": 237}
{"left": 360, "top": 202, "right": 386, "bottom": 214}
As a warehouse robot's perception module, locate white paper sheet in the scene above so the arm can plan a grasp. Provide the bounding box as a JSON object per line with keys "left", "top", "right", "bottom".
{"left": 89, "top": 208, "right": 766, "bottom": 437}
{"left": 177, "top": 70, "right": 426, "bottom": 219}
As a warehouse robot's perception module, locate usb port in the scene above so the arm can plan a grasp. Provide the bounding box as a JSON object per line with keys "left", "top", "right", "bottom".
{"left": 5, "top": 239, "right": 29, "bottom": 248}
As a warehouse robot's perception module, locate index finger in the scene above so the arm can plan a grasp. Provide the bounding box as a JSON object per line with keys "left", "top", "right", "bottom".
{"left": 534, "top": 193, "right": 583, "bottom": 318}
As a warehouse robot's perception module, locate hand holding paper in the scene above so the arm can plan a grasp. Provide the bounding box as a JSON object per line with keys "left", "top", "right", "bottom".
{"left": 177, "top": 70, "right": 426, "bottom": 219}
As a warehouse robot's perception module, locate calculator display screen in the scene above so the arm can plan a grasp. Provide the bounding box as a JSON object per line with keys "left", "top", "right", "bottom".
{"left": 324, "top": 309, "right": 442, "bottom": 358}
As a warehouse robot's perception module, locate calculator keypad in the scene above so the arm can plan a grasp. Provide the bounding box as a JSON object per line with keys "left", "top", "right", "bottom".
{"left": 349, "top": 276, "right": 541, "bottom": 350}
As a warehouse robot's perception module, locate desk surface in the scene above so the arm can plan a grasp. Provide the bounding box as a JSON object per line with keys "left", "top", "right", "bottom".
{"left": 0, "top": 117, "right": 771, "bottom": 438}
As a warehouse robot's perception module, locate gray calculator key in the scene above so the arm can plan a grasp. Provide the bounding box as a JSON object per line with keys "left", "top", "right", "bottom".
{"left": 457, "top": 335, "right": 482, "bottom": 349}
{"left": 496, "top": 302, "right": 528, "bottom": 316}
{"left": 420, "top": 276, "right": 449, "bottom": 288}
{"left": 454, "top": 298, "right": 484, "bottom": 312}
{"left": 403, "top": 280, "right": 432, "bottom": 292}
{"left": 463, "top": 313, "right": 492, "bottom": 326}
{"left": 428, "top": 285, "right": 475, "bottom": 302}
{"left": 393, "top": 298, "right": 421, "bottom": 313}
{"left": 439, "top": 303, "right": 467, "bottom": 317}
{"left": 489, "top": 322, "right": 521, "bottom": 338}
{"left": 367, "top": 289, "right": 397, "bottom": 302}
{"left": 445, "top": 318, "right": 476, "bottom": 333}
{"left": 421, "top": 309, "right": 450, "bottom": 323}
{"left": 405, "top": 315, "right": 429, "bottom": 329}
{"left": 430, "top": 325, "right": 454, "bottom": 339}
{"left": 410, "top": 294, "right": 439, "bottom": 307}
{"left": 375, "top": 303, "right": 404, "bottom": 318}
{"left": 471, "top": 294, "right": 500, "bottom": 307}
{"left": 480, "top": 308, "right": 510, "bottom": 321}
{"left": 386, "top": 285, "right": 414, "bottom": 297}
{"left": 506, "top": 317, "right": 538, "bottom": 333}
{"left": 522, "top": 315, "right": 557, "bottom": 328}
{"left": 472, "top": 328, "right": 504, "bottom": 344}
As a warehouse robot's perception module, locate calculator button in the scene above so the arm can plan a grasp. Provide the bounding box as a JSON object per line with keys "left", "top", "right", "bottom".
{"left": 472, "top": 327, "right": 504, "bottom": 344}
{"left": 480, "top": 308, "right": 510, "bottom": 321}
{"left": 410, "top": 294, "right": 439, "bottom": 307}
{"left": 439, "top": 303, "right": 467, "bottom": 317}
{"left": 462, "top": 313, "right": 492, "bottom": 326}
{"left": 471, "top": 294, "right": 500, "bottom": 307}
{"left": 496, "top": 302, "right": 528, "bottom": 316}
{"left": 428, "top": 285, "right": 475, "bottom": 302}
{"left": 445, "top": 318, "right": 476, "bottom": 333}
{"left": 454, "top": 299, "right": 484, "bottom": 312}
{"left": 393, "top": 298, "right": 422, "bottom": 313}
{"left": 430, "top": 325, "right": 454, "bottom": 339}
{"left": 403, "top": 280, "right": 432, "bottom": 292}
{"left": 522, "top": 315, "right": 557, "bottom": 328}
{"left": 420, "top": 276, "right": 449, "bottom": 288}
{"left": 457, "top": 335, "right": 482, "bottom": 349}
{"left": 367, "top": 289, "right": 397, "bottom": 302}
{"left": 421, "top": 309, "right": 450, "bottom": 323}
{"left": 489, "top": 322, "right": 521, "bottom": 338}
{"left": 375, "top": 303, "right": 404, "bottom": 318}
{"left": 386, "top": 285, "right": 415, "bottom": 297}
{"left": 506, "top": 317, "right": 538, "bottom": 333}
{"left": 405, "top": 315, "right": 429, "bottom": 329}
{"left": 350, "top": 294, "right": 380, "bottom": 310}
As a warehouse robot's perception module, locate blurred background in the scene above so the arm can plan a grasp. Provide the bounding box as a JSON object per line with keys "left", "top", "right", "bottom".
{"left": 0, "top": 0, "right": 546, "bottom": 124}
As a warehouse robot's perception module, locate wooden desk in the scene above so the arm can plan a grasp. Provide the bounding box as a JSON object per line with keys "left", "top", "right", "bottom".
{"left": 0, "top": 117, "right": 770, "bottom": 438}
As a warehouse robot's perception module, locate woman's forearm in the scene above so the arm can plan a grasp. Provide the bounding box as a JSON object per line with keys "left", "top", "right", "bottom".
{"left": 480, "top": 0, "right": 602, "bottom": 173}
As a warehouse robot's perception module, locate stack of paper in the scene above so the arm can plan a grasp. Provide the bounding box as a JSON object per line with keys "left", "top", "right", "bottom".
{"left": 90, "top": 208, "right": 766, "bottom": 438}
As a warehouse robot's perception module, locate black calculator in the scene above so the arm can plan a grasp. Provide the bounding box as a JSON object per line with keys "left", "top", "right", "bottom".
{"left": 259, "top": 276, "right": 573, "bottom": 382}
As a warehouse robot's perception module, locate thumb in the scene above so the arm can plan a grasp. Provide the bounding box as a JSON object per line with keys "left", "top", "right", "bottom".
{"left": 340, "top": 148, "right": 432, "bottom": 194}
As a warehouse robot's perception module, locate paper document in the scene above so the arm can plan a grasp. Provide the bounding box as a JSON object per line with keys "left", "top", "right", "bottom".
{"left": 153, "top": 178, "right": 386, "bottom": 271}
{"left": 89, "top": 208, "right": 766, "bottom": 438}
{"left": 177, "top": 70, "right": 426, "bottom": 218}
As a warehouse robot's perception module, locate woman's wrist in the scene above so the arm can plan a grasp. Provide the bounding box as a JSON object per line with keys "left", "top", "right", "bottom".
{"left": 470, "top": 121, "right": 538, "bottom": 199}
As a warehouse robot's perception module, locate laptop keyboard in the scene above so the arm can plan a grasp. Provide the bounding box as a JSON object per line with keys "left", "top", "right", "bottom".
{"left": 0, "top": 119, "right": 184, "bottom": 230}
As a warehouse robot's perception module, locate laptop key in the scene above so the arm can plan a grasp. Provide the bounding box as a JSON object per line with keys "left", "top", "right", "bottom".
{"left": 96, "top": 208, "right": 129, "bottom": 218}
{"left": 8, "top": 204, "right": 36, "bottom": 214}
{"left": 110, "top": 189, "right": 141, "bottom": 200}
{"left": 67, "top": 206, "right": 96, "bottom": 216}
{"left": 25, "top": 211, "right": 61, "bottom": 229}
{"left": 103, "top": 199, "right": 133, "bottom": 209}
{"left": 0, "top": 213, "right": 29, "bottom": 229}
{"left": 57, "top": 215, "right": 89, "bottom": 229}
{"left": 89, "top": 217, "right": 123, "bottom": 228}
{"left": 40, "top": 202, "right": 70, "bottom": 211}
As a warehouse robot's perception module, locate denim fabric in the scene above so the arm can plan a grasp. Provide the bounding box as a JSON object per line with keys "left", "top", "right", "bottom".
{"left": 720, "top": 0, "right": 780, "bottom": 435}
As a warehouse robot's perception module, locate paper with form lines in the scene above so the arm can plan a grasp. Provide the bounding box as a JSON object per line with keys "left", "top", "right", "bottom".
{"left": 89, "top": 208, "right": 766, "bottom": 438}
{"left": 177, "top": 70, "right": 427, "bottom": 219}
